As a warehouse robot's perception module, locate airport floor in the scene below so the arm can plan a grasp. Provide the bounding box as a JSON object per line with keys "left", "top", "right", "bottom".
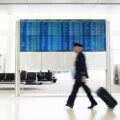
{"left": 0, "top": 94, "right": 120, "bottom": 120}
{"left": 0, "top": 80, "right": 119, "bottom": 95}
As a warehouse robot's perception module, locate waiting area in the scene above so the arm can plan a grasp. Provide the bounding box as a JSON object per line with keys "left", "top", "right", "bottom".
{"left": 0, "top": 71, "right": 57, "bottom": 85}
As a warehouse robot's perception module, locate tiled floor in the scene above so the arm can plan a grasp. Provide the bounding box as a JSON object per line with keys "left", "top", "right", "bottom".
{"left": 0, "top": 94, "right": 119, "bottom": 120}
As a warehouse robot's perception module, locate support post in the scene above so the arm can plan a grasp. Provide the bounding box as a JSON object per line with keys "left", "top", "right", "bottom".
{"left": 106, "top": 21, "right": 111, "bottom": 93}
{"left": 15, "top": 20, "right": 20, "bottom": 97}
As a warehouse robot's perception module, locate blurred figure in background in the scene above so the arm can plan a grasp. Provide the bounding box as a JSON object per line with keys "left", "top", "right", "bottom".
{"left": 37, "top": 70, "right": 42, "bottom": 81}
{"left": 46, "top": 70, "right": 52, "bottom": 81}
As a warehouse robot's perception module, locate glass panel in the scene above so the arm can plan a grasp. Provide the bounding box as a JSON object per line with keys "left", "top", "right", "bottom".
{"left": 20, "top": 19, "right": 106, "bottom": 96}
{"left": 111, "top": 51, "right": 120, "bottom": 94}
{"left": 0, "top": 15, "right": 15, "bottom": 95}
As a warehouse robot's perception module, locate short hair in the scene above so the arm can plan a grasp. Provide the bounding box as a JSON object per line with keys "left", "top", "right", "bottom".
{"left": 73, "top": 43, "right": 83, "bottom": 47}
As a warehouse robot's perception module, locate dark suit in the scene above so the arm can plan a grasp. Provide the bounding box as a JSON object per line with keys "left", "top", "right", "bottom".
{"left": 46, "top": 71, "right": 52, "bottom": 81}
{"left": 37, "top": 73, "right": 42, "bottom": 81}
{"left": 66, "top": 52, "right": 97, "bottom": 108}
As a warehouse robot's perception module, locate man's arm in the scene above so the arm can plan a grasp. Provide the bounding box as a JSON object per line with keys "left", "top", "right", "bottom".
{"left": 80, "top": 54, "right": 86, "bottom": 82}
{"left": 79, "top": 53, "right": 88, "bottom": 78}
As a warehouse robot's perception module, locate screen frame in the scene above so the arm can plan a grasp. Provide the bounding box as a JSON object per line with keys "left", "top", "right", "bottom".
{"left": 20, "top": 19, "right": 106, "bottom": 52}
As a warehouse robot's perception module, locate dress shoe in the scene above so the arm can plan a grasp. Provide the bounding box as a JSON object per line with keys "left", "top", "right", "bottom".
{"left": 65, "top": 104, "right": 73, "bottom": 109}
{"left": 88, "top": 103, "right": 97, "bottom": 109}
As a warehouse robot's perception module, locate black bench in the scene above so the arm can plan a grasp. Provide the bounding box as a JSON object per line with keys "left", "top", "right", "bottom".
{"left": 25, "top": 72, "right": 36, "bottom": 85}
{"left": 0, "top": 73, "right": 5, "bottom": 82}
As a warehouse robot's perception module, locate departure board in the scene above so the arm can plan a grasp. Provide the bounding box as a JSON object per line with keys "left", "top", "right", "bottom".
{"left": 20, "top": 19, "right": 106, "bottom": 52}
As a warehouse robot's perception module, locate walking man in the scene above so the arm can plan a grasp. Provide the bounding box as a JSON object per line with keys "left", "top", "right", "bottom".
{"left": 66, "top": 43, "right": 97, "bottom": 109}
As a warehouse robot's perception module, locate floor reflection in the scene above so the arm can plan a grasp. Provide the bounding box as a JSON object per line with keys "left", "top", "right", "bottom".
{"left": 89, "top": 109, "right": 97, "bottom": 120}
{"left": 65, "top": 108, "right": 116, "bottom": 120}
{"left": 102, "top": 110, "right": 116, "bottom": 120}
{"left": 14, "top": 98, "right": 20, "bottom": 120}
{"left": 66, "top": 109, "right": 77, "bottom": 120}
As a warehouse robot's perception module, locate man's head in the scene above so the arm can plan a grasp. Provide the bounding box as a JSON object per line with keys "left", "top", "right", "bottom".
{"left": 21, "top": 70, "right": 24, "bottom": 72}
{"left": 73, "top": 43, "right": 82, "bottom": 53}
{"left": 40, "top": 70, "right": 42, "bottom": 74}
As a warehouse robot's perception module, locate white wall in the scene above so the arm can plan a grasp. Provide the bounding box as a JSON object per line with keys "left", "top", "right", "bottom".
{"left": 20, "top": 52, "right": 106, "bottom": 71}
{"left": 85, "top": 52, "right": 106, "bottom": 70}
{"left": 20, "top": 52, "right": 76, "bottom": 71}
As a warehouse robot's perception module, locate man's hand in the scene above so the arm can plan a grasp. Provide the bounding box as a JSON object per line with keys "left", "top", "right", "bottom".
{"left": 81, "top": 77, "right": 86, "bottom": 82}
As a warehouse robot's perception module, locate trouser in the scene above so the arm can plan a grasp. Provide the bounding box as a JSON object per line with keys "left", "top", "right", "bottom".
{"left": 66, "top": 80, "right": 97, "bottom": 108}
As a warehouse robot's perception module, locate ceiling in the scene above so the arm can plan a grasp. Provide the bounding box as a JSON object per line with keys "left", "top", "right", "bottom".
{"left": 0, "top": 0, "right": 120, "bottom": 4}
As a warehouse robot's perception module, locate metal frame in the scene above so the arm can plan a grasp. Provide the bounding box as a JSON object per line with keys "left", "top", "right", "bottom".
{"left": 15, "top": 20, "right": 111, "bottom": 97}
{"left": 106, "top": 21, "right": 111, "bottom": 93}
{"left": 15, "top": 21, "right": 20, "bottom": 97}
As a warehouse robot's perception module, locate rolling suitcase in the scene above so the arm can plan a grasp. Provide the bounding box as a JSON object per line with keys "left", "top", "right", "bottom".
{"left": 96, "top": 87, "right": 118, "bottom": 109}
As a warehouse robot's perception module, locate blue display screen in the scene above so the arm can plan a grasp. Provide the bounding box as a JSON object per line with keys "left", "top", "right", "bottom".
{"left": 20, "top": 19, "right": 106, "bottom": 52}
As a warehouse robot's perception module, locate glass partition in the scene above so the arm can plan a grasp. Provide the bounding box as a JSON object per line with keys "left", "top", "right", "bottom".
{"left": 18, "top": 19, "right": 107, "bottom": 96}
{"left": 0, "top": 15, "right": 15, "bottom": 95}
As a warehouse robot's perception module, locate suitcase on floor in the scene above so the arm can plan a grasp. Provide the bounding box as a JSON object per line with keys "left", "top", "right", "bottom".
{"left": 96, "top": 87, "right": 118, "bottom": 109}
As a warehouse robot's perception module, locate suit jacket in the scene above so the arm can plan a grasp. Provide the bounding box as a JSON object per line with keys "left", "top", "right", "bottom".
{"left": 74, "top": 52, "right": 89, "bottom": 80}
